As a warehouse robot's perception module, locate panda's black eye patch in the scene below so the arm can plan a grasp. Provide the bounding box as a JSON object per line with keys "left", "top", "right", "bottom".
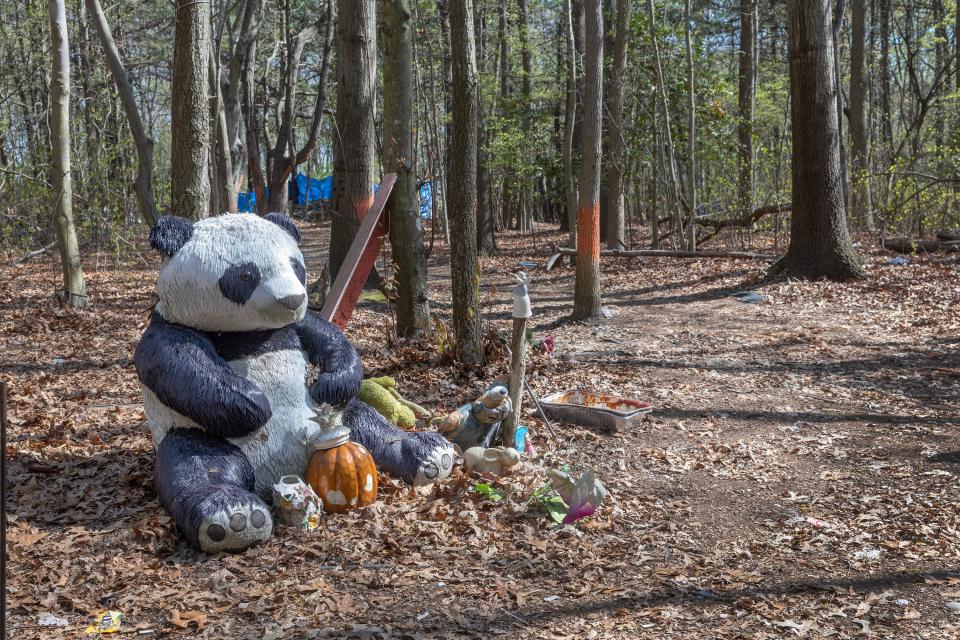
{"left": 290, "top": 256, "right": 306, "bottom": 285}
{"left": 219, "top": 262, "right": 261, "bottom": 305}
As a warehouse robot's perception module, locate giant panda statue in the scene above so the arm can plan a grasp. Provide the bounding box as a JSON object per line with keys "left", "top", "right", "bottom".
{"left": 134, "top": 212, "right": 454, "bottom": 553}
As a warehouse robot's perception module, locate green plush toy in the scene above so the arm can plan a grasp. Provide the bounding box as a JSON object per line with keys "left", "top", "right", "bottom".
{"left": 358, "top": 376, "right": 427, "bottom": 430}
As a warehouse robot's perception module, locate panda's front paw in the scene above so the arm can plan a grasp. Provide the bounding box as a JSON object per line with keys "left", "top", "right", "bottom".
{"left": 412, "top": 440, "right": 455, "bottom": 486}
{"left": 195, "top": 486, "right": 273, "bottom": 553}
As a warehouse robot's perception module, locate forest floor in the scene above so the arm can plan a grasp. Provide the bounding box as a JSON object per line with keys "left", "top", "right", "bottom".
{"left": 2, "top": 224, "right": 960, "bottom": 639}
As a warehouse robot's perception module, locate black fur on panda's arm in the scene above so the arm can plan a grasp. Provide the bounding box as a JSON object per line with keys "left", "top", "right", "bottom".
{"left": 135, "top": 313, "right": 273, "bottom": 438}
{"left": 296, "top": 311, "right": 363, "bottom": 407}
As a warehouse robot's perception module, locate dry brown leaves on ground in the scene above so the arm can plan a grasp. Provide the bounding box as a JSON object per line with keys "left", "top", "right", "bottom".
{"left": 2, "top": 227, "right": 960, "bottom": 638}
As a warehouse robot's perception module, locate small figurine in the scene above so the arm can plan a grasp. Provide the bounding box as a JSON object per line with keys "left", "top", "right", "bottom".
{"left": 437, "top": 383, "right": 513, "bottom": 452}
{"left": 512, "top": 271, "right": 532, "bottom": 319}
{"left": 272, "top": 475, "right": 323, "bottom": 530}
{"left": 463, "top": 446, "right": 521, "bottom": 475}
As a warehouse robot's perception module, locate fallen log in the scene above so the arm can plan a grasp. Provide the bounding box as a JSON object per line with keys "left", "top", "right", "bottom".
{"left": 882, "top": 237, "right": 960, "bottom": 254}
{"left": 546, "top": 246, "right": 776, "bottom": 269}
{"left": 698, "top": 203, "right": 792, "bottom": 243}
{"left": 11, "top": 242, "right": 56, "bottom": 265}
{"left": 655, "top": 202, "right": 792, "bottom": 245}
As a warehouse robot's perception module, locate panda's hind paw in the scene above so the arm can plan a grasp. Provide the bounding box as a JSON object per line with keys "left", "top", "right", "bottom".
{"left": 195, "top": 486, "right": 273, "bottom": 553}
{"left": 412, "top": 440, "right": 455, "bottom": 486}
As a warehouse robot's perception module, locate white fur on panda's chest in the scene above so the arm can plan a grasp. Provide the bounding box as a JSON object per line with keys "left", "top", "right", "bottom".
{"left": 226, "top": 349, "right": 311, "bottom": 413}
{"left": 226, "top": 349, "right": 321, "bottom": 493}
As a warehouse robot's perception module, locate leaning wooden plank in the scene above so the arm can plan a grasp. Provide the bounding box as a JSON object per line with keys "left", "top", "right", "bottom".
{"left": 319, "top": 173, "right": 396, "bottom": 328}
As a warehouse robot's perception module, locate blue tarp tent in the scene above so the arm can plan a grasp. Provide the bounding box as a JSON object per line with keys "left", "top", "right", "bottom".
{"left": 237, "top": 175, "right": 431, "bottom": 218}
{"left": 238, "top": 191, "right": 256, "bottom": 212}
{"left": 290, "top": 173, "right": 333, "bottom": 205}
{"left": 237, "top": 173, "right": 332, "bottom": 212}
{"left": 419, "top": 182, "right": 432, "bottom": 219}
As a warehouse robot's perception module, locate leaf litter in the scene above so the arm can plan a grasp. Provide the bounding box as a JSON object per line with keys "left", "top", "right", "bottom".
{"left": 2, "top": 226, "right": 960, "bottom": 638}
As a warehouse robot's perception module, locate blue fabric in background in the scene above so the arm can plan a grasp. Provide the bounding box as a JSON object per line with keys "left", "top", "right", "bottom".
{"left": 290, "top": 173, "right": 333, "bottom": 205}
{"left": 237, "top": 191, "right": 256, "bottom": 212}
{"left": 237, "top": 175, "right": 431, "bottom": 218}
{"left": 419, "top": 181, "right": 432, "bottom": 219}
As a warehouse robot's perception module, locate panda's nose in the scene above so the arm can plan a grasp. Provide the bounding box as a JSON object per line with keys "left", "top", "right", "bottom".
{"left": 278, "top": 293, "right": 305, "bottom": 310}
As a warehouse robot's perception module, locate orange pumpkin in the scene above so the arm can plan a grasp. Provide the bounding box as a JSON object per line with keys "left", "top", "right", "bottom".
{"left": 306, "top": 441, "right": 378, "bottom": 513}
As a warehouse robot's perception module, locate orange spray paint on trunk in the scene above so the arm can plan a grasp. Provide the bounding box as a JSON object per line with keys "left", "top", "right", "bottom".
{"left": 576, "top": 202, "right": 601, "bottom": 259}
{"left": 353, "top": 194, "right": 375, "bottom": 224}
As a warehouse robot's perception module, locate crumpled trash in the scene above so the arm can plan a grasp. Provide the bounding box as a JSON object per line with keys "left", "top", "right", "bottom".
{"left": 85, "top": 610, "right": 122, "bottom": 634}
{"left": 38, "top": 613, "right": 68, "bottom": 627}
{"left": 731, "top": 291, "right": 767, "bottom": 303}
{"left": 514, "top": 426, "right": 536, "bottom": 456}
{"left": 853, "top": 548, "right": 882, "bottom": 561}
{"left": 272, "top": 475, "right": 323, "bottom": 530}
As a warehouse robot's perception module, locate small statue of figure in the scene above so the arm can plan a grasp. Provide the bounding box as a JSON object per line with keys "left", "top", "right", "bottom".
{"left": 512, "top": 271, "right": 532, "bottom": 319}
{"left": 437, "top": 383, "right": 513, "bottom": 453}
{"left": 463, "top": 446, "right": 521, "bottom": 475}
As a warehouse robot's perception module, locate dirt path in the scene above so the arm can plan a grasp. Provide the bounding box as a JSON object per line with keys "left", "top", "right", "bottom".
{"left": 2, "top": 227, "right": 959, "bottom": 638}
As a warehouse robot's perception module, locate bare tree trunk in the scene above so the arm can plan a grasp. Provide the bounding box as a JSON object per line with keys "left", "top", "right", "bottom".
{"left": 563, "top": 0, "right": 578, "bottom": 244}
{"left": 224, "top": 0, "right": 265, "bottom": 193}
{"left": 497, "top": 0, "right": 512, "bottom": 232}
{"left": 932, "top": 0, "right": 950, "bottom": 219}
{"left": 878, "top": 0, "right": 892, "bottom": 152}
{"left": 518, "top": 0, "right": 533, "bottom": 233}
{"left": 737, "top": 0, "right": 755, "bottom": 221}
{"left": 439, "top": 0, "right": 453, "bottom": 243}
{"left": 647, "top": 0, "right": 683, "bottom": 247}
{"left": 243, "top": 49, "right": 267, "bottom": 213}
{"left": 475, "top": 2, "right": 497, "bottom": 255}
{"left": 330, "top": 0, "right": 376, "bottom": 281}
{"left": 831, "top": 0, "right": 849, "bottom": 217}
{"left": 850, "top": 0, "right": 873, "bottom": 230}
{"left": 171, "top": 0, "right": 211, "bottom": 220}
{"left": 775, "top": 0, "right": 865, "bottom": 280}
{"left": 449, "top": 0, "right": 483, "bottom": 363}
{"left": 649, "top": 119, "right": 660, "bottom": 248}
{"left": 48, "top": 0, "right": 87, "bottom": 308}
{"left": 572, "top": 0, "right": 603, "bottom": 319}
{"left": 381, "top": 0, "right": 430, "bottom": 337}
{"left": 683, "top": 0, "right": 696, "bottom": 251}
{"left": 85, "top": 0, "right": 157, "bottom": 226}
{"left": 210, "top": 43, "right": 237, "bottom": 213}
{"left": 604, "top": 0, "right": 629, "bottom": 250}
{"left": 264, "top": 2, "right": 334, "bottom": 213}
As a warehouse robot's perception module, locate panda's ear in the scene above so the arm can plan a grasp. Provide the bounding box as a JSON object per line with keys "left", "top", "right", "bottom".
{"left": 264, "top": 213, "right": 301, "bottom": 243}
{"left": 149, "top": 215, "right": 194, "bottom": 257}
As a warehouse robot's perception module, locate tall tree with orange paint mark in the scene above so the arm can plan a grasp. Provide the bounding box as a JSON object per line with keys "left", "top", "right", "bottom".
{"left": 572, "top": 0, "right": 603, "bottom": 320}
{"left": 330, "top": 0, "right": 377, "bottom": 282}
